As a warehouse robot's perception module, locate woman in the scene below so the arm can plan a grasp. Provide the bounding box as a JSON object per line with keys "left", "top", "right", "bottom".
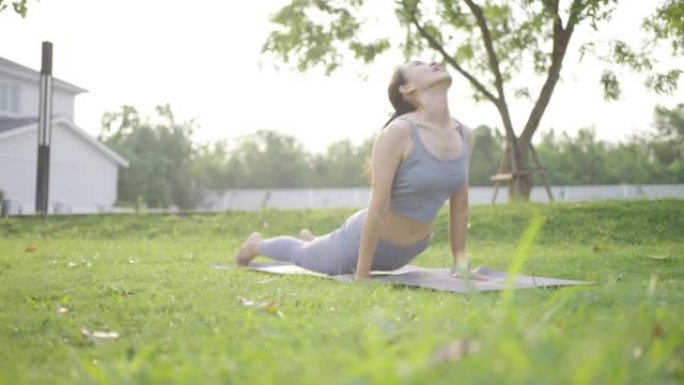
{"left": 235, "top": 60, "right": 473, "bottom": 280}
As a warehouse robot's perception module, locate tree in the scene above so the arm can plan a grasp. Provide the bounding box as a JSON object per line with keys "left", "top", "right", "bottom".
{"left": 193, "top": 140, "right": 239, "bottom": 192}
{"left": 534, "top": 125, "right": 674, "bottom": 185}
{"left": 469, "top": 125, "right": 503, "bottom": 186}
{"left": 559, "top": 128, "right": 607, "bottom": 185}
{"left": 99, "top": 105, "right": 201, "bottom": 209}
{"left": 230, "top": 130, "right": 311, "bottom": 188}
{"left": 0, "top": 0, "right": 32, "bottom": 17}
{"left": 597, "top": 0, "right": 683, "bottom": 100}
{"left": 603, "top": 139, "right": 662, "bottom": 184}
{"left": 262, "top": 0, "right": 679, "bottom": 200}
{"left": 311, "top": 138, "right": 372, "bottom": 187}
{"left": 643, "top": 0, "right": 684, "bottom": 60}
{"left": 651, "top": 103, "right": 684, "bottom": 182}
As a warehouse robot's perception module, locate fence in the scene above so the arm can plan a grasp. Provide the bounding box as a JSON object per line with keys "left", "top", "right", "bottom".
{"left": 2, "top": 184, "right": 682, "bottom": 216}
{"left": 200, "top": 184, "right": 684, "bottom": 211}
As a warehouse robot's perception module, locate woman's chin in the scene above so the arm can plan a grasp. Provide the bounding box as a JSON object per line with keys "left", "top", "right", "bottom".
{"left": 428, "top": 74, "right": 452, "bottom": 88}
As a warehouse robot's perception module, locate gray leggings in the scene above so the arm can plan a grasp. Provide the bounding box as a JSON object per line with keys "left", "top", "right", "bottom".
{"left": 258, "top": 208, "right": 432, "bottom": 275}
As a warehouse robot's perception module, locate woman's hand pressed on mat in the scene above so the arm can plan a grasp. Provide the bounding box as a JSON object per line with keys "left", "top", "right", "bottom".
{"left": 451, "top": 258, "right": 489, "bottom": 281}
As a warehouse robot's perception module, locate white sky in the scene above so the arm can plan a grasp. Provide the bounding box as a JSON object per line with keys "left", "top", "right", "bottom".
{"left": 1, "top": 0, "right": 682, "bottom": 153}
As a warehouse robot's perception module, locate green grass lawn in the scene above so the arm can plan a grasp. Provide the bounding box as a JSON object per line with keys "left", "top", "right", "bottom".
{"left": 1, "top": 199, "right": 683, "bottom": 385}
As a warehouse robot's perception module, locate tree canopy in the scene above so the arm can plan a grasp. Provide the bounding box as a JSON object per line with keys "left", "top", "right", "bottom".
{"left": 0, "top": 0, "right": 31, "bottom": 17}
{"left": 99, "top": 105, "right": 200, "bottom": 209}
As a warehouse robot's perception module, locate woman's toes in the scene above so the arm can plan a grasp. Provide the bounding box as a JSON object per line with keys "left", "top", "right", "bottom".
{"left": 299, "top": 229, "right": 315, "bottom": 242}
{"left": 235, "top": 232, "right": 262, "bottom": 266}
{"left": 248, "top": 232, "right": 262, "bottom": 244}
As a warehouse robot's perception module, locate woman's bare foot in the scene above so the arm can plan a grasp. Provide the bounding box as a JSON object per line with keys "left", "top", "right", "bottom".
{"left": 299, "top": 228, "right": 315, "bottom": 242}
{"left": 235, "top": 232, "right": 263, "bottom": 266}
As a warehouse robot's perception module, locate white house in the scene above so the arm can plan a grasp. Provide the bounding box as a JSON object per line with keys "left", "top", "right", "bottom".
{"left": 0, "top": 56, "right": 128, "bottom": 215}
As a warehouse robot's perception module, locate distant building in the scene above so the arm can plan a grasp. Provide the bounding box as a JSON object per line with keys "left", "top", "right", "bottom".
{"left": 0, "top": 56, "right": 128, "bottom": 214}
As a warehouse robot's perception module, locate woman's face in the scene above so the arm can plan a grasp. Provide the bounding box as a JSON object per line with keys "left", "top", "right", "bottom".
{"left": 401, "top": 60, "right": 452, "bottom": 92}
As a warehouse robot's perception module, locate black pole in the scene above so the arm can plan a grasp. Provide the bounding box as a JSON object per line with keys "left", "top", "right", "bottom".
{"left": 35, "top": 41, "right": 53, "bottom": 215}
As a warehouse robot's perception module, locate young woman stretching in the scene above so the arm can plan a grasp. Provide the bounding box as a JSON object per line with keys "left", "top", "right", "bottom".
{"left": 235, "top": 60, "right": 473, "bottom": 280}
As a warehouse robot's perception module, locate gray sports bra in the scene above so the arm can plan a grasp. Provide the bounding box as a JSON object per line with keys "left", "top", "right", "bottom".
{"left": 390, "top": 117, "right": 469, "bottom": 222}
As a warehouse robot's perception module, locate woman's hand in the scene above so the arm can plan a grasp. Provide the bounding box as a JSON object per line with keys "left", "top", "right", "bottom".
{"left": 451, "top": 259, "right": 488, "bottom": 281}
{"left": 354, "top": 271, "right": 371, "bottom": 281}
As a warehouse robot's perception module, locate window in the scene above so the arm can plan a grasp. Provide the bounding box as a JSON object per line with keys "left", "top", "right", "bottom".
{"left": 10, "top": 84, "right": 20, "bottom": 114}
{"left": 0, "top": 83, "right": 7, "bottom": 112}
{"left": 0, "top": 82, "right": 21, "bottom": 115}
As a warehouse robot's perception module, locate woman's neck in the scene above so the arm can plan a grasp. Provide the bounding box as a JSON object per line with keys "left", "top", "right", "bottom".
{"left": 413, "top": 89, "right": 451, "bottom": 129}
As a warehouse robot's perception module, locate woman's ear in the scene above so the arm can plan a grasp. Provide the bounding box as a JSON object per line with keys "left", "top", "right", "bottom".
{"left": 399, "top": 84, "right": 414, "bottom": 95}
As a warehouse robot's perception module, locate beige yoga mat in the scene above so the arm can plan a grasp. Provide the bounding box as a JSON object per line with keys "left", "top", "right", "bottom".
{"left": 212, "top": 262, "right": 591, "bottom": 293}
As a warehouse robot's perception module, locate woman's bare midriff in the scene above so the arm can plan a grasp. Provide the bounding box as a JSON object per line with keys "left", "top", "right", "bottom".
{"left": 377, "top": 208, "right": 434, "bottom": 247}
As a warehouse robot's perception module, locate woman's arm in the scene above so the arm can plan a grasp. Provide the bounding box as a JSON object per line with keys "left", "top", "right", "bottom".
{"left": 355, "top": 120, "right": 409, "bottom": 279}
{"left": 448, "top": 184, "right": 469, "bottom": 265}
{"left": 448, "top": 123, "right": 474, "bottom": 266}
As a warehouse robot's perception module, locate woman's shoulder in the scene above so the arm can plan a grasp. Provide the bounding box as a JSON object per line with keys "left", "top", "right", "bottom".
{"left": 372, "top": 116, "right": 413, "bottom": 162}
{"left": 452, "top": 117, "right": 474, "bottom": 156}
{"left": 452, "top": 117, "right": 471, "bottom": 137}
{"left": 378, "top": 116, "right": 413, "bottom": 142}
{"left": 451, "top": 116, "right": 468, "bottom": 128}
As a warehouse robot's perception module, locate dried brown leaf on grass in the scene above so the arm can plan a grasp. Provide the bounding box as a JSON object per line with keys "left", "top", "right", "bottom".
{"left": 649, "top": 254, "right": 675, "bottom": 261}
{"left": 258, "top": 302, "right": 284, "bottom": 318}
{"left": 81, "top": 328, "right": 120, "bottom": 341}
{"left": 239, "top": 297, "right": 255, "bottom": 306}
{"left": 238, "top": 297, "right": 284, "bottom": 318}
{"left": 56, "top": 306, "right": 70, "bottom": 315}
{"left": 430, "top": 339, "right": 481, "bottom": 365}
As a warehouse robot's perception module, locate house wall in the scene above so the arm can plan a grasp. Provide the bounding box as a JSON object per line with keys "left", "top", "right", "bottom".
{"left": 0, "top": 122, "right": 119, "bottom": 214}
{"left": 0, "top": 72, "right": 76, "bottom": 120}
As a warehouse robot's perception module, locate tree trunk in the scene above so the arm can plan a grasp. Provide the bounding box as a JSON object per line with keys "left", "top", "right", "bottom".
{"left": 508, "top": 137, "right": 533, "bottom": 201}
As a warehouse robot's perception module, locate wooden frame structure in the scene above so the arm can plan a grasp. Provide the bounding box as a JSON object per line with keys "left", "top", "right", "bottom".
{"left": 490, "top": 143, "right": 554, "bottom": 204}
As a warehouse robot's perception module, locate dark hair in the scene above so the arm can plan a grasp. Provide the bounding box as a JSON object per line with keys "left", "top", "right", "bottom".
{"left": 363, "top": 67, "right": 417, "bottom": 182}
{"left": 383, "top": 67, "right": 417, "bottom": 127}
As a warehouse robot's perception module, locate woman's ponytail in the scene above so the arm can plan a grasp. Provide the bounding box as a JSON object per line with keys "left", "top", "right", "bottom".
{"left": 383, "top": 111, "right": 401, "bottom": 128}
{"left": 363, "top": 66, "right": 417, "bottom": 182}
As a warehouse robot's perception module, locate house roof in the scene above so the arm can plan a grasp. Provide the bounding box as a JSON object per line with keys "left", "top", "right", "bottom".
{"left": 0, "top": 116, "right": 129, "bottom": 168}
{"left": 0, "top": 56, "right": 88, "bottom": 94}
